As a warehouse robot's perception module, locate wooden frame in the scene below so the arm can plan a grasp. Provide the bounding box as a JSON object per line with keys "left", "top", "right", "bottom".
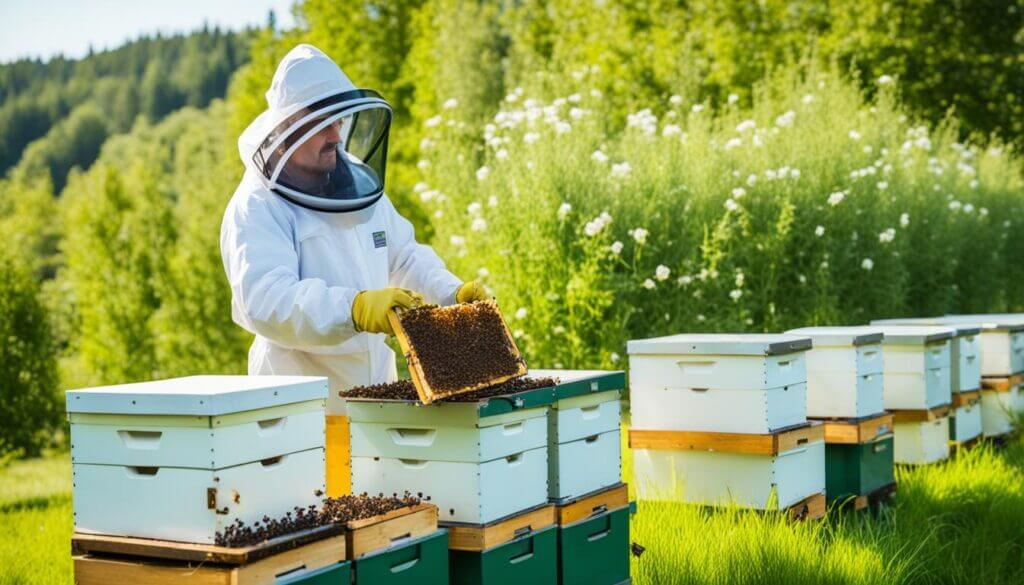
{"left": 787, "top": 492, "right": 826, "bottom": 522}
{"left": 344, "top": 502, "right": 438, "bottom": 559}
{"left": 951, "top": 391, "right": 981, "bottom": 409}
{"left": 815, "top": 413, "right": 893, "bottom": 445}
{"left": 628, "top": 422, "right": 824, "bottom": 456}
{"left": 556, "top": 483, "right": 629, "bottom": 527}
{"left": 981, "top": 374, "right": 1023, "bottom": 392}
{"left": 890, "top": 404, "right": 951, "bottom": 424}
{"left": 443, "top": 504, "right": 555, "bottom": 552}
{"left": 73, "top": 534, "right": 346, "bottom": 585}
{"left": 71, "top": 524, "right": 344, "bottom": 565}
{"left": 388, "top": 300, "right": 528, "bottom": 404}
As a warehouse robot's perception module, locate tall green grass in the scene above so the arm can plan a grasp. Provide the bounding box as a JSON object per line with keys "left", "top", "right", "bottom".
{"left": 0, "top": 453, "right": 72, "bottom": 585}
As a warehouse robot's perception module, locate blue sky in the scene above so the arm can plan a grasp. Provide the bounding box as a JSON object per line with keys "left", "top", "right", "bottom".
{"left": 0, "top": 0, "right": 297, "bottom": 63}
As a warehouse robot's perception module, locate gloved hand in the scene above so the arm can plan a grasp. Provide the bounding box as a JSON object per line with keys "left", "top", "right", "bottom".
{"left": 455, "top": 281, "right": 491, "bottom": 303}
{"left": 351, "top": 288, "right": 424, "bottom": 335}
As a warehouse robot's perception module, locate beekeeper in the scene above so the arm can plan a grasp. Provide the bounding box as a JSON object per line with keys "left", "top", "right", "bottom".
{"left": 220, "top": 44, "right": 487, "bottom": 484}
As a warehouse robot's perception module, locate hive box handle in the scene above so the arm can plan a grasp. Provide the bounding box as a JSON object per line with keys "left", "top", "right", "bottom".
{"left": 387, "top": 428, "right": 436, "bottom": 446}
{"left": 580, "top": 405, "right": 601, "bottom": 420}
{"left": 117, "top": 430, "right": 162, "bottom": 450}
{"left": 257, "top": 417, "right": 286, "bottom": 435}
{"left": 124, "top": 466, "right": 159, "bottom": 478}
{"left": 275, "top": 564, "right": 307, "bottom": 579}
{"left": 506, "top": 453, "right": 524, "bottom": 466}
{"left": 390, "top": 532, "right": 412, "bottom": 545}
{"left": 399, "top": 459, "right": 428, "bottom": 469}
{"left": 260, "top": 455, "right": 284, "bottom": 468}
{"left": 502, "top": 422, "right": 524, "bottom": 436}
{"left": 676, "top": 360, "right": 716, "bottom": 374}
{"left": 391, "top": 558, "right": 419, "bottom": 573}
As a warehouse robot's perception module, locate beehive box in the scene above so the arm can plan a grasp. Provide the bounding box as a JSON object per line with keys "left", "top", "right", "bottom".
{"left": 530, "top": 369, "right": 625, "bottom": 502}
{"left": 347, "top": 382, "right": 556, "bottom": 525}
{"left": 66, "top": 376, "right": 328, "bottom": 544}
{"left": 352, "top": 529, "right": 449, "bottom": 585}
{"left": 629, "top": 424, "right": 825, "bottom": 509}
{"left": 449, "top": 524, "right": 558, "bottom": 585}
{"left": 949, "top": 391, "right": 983, "bottom": 444}
{"left": 824, "top": 435, "right": 894, "bottom": 504}
{"left": 940, "top": 314, "right": 1024, "bottom": 376}
{"left": 627, "top": 334, "right": 811, "bottom": 434}
{"left": 869, "top": 326, "right": 954, "bottom": 410}
{"left": 980, "top": 385, "right": 1019, "bottom": 437}
{"left": 893, "top": 413, "right": 950, "bottom": 464}
{"left": 872, "top": 318, "right": 982, "bottom": 393}
{"left": 785, "top": 327, "right": 885, "bottom": 419}
{"left": 557, "top": 506, "right": 630, "bottom": 585}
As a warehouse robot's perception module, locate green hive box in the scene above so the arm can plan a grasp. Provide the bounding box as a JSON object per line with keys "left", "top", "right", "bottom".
{"left": 825, "top": 435, "right": 895, "bottom": 502}
{"left": 450, "top": 525, "right": 558, "bottom": 585}
{"left": 353, "top": 530, "right": 449, "bottom": 585}
{"left": 276, "top": 561, "right": 351, "bottom": 584}
{"left": 558, "top": 507, "right": 631, "bottom": 585}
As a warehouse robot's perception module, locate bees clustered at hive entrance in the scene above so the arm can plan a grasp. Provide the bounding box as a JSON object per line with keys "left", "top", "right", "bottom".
{"left": 214, "top": 492, "right": 423, "bottom": 547}
{"left": 397, "top": 301, "right": 525, "bottom": 393}
{"left": 342, "top": 376, "right": 559, "bottom": 402}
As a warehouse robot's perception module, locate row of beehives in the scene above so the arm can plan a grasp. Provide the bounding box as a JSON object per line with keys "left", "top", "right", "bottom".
{"left": 625, "top": 313, "right": 1024, "bottom": 511}
{"left": 65, "top": 370, "right": 633, "bottom": 585}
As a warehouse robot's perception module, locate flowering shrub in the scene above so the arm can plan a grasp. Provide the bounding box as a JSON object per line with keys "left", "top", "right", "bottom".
{"left": 415, "top": 66, "right": 1023, "bottom": 369}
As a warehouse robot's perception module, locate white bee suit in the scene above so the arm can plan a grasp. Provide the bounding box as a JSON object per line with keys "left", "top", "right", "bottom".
{"left": 220, "top": 44, "right": 461, "bottom": 415}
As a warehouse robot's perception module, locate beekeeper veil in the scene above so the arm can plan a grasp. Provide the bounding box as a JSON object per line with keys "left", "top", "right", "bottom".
{"left": 243, "top": 44, "right": 392, "bottom": 212}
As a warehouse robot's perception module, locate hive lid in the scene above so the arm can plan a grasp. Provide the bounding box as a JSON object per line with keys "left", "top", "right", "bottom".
{"left": 65, "top": 375, "right": 328, "bottom": 415}
{"left": 940, "top": 314, "right": 1024, "bottom": 333}
{"left": 626, "top": 334, "right": 811, "bottom": 356}
{"left": 785, "top": 326, "right": 884, "bottom": 347}
{"left": 869, "top": 325, "right": 954, "bottom": 346}
{"left": 870, "top": 317, "right": 981, "bottom": 337}
{"left": 528, "top": 369, "right": 626, "bottom": 401}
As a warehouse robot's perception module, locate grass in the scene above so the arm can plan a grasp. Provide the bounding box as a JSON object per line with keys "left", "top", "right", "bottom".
{"left": 1, "top": 429, "right": 1021, "bottom": 584}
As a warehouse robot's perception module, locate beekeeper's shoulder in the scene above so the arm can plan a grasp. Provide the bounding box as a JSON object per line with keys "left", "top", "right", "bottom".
{"left": 225, "top": 171, "right": 298, "bottom": 235}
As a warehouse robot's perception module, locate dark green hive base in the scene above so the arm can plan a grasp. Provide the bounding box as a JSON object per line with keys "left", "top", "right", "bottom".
{"left": 276, "top": 561, "right": 351, "bottom": 584}
{"left": 353, "top": 530, "right": 449, "bottom": 585}
{"left": 825, "top": 435, "right": 895, "bottom": 503}
{"left": 558, "top": 507, "right": 630, "bottom": 585}
{"left": 450, "top": 525, "right": 558, "bottom": 585}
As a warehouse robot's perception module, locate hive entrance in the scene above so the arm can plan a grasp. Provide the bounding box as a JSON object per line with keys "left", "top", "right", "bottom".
{"left": 388, "top": 300, "right": 528, "bottom": 403}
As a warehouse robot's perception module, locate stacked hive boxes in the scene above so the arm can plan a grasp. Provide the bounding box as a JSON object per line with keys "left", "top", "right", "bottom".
{"left": 871, "top": 318, "right": 984, "bottom": 447}
{"left": 870, "top": 326, "right": 955, "bottom": 464}
{"left": 68, "top": 376, "right": 328, "bottom": 543}
{"left": 347, "top": 371, "right": 630, "bottom": 585}
{"left": 942, "top": 314, "right": 1024, "bottom": 436}
{"left": 785, "top": 327, "right": 895, "bottom": 506}
{"left": 628, "top": 334, "right": 825, "bottom": 512}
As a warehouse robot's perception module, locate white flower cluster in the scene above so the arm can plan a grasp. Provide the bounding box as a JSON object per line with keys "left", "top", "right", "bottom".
{"left": 878, "top": 228, "right": 896, "bottom": 244}
{"left": 827, "top": 190, "right": 848, "bottom": 206}
{"left": 901, "top": 126, "right": 933, "bottom": 153}
{"left": 584, "top": 211, "right": 613, "bottom": 237}
{"left": 627, "top": 109, "right": 658, "bottom": 135}
{"left": 628, "top": 227, "right": 649, "bottom": 244}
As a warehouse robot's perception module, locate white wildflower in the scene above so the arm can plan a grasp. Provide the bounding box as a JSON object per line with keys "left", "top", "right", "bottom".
{"left": 877, "top": 75, "right": 894, "bottom": 85}
{"left": 477, "top": 267, "right": 489, "bottom": 278}
{"left": 643, "top": 279, "right": 656, "bottom": 290}
{"left": 861, "top": 258, "right": 874, "bottom": 271}
{"left": 728, "top": 93, "right": 739, "bottom": 105}
{"left": 669, "top": 94, "right": 683, "bottom": 105}
{"left": 610, "top": 241, "right": 624, "bottom": 255}
{"left": 488, "top": 196, "right": 498, "bottom": 207}
{"left": 980, "top": 207, "right": 989, "bottom": 217}
{"left": 900, "top": 213, "right": 910, "bottom": 228}
{"left": 591, "top": 150, "right": 609, "bottom": 163}
{"left": 524, "top": 132, "right": 540, "bottom": 144}
{"left": 730, "top": 289, "right": 743, "bottom": 301}
{"left": 662, "top": 124, "right": 682, "bottom": 137}
{"left": 775, "top": 110, "right": 796, "bottom": 127}
{"left": 879, "top": 228, "right": 896, "bottom": 244}
{"left": 827, "top": 191, "right": 847, "bottom": 206}
{"left": 515, "top": 307, "right": 527, "bottom": 320}
{"left": 449, "top": 235, "right": 466, "bottom": 247}
{"left": 557, "top": 202, "right": 572, "bottom": 220}
{"left": 471, "top": 218, "right": 488, "bottom": 232}
{"left": 876, "top": 181, "right": 888, "bottom": 191}
{"left": 475, "top": 166, "right": 490, "bottom": 181}
{"left": 629, "top": 228, "right": 649, "bottom": 244}
{"left": 655, "top": 265, "right": 671, "bottom": 281}
{"left": 611, "top": 162, "right": 632, "bottom": 177}
{"left": 495, "top": 149, "right": 508, "bottom": 160}
{"left": 555, "top": 121, "right": 572, "bottom": 134}
{"left": 425, "top": 115, "right": 442, "bottom": 128}
{"left": 815, "top": 225, "right": 825, "bottom": 237}
{"left": 736, "top": 119, "right": 757, "bottom": 133}
{"left": 678, "top": 275, "right": 693, "bottom": 286}
{"left": 963, "top": 203, "right": 974, "bottom": 214}
{"left": 724, "top": 138, "right": 742, "bottom": 150}
{"left": 747, "top": 173, "right": 758, "bottom": 186}
{"left": 949, "top": 200, "right": 962, "bottom": 211}
{"left": 724, "top": 198, "right": 740, "bottom": 212}
{"left": 467, "top": 201, "right": 483, "bottom": 215}
{"left": 442, "top": 98, "right": 458, "bottom": 109}
{"left": 849, "top": 130, "right": 862, "bottom": 141}
{"left": 610, "top": 352, "right": 620, "bottom": 363}
{"left": 732, "top": 187, "right": 747, "bottom": 198}
{"left": 802, "top": 94, "right": 815, "bottom": 104}
{"left": 692, "top": 104, "right": 705, "bottom": 113}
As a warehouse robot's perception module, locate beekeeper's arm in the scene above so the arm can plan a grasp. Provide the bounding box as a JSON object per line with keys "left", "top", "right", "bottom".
{"left": 384, "top": 195, "right": 480, "bottom": 305}
{"left": 222, "top": 195, "right": 414, "bottom": 347}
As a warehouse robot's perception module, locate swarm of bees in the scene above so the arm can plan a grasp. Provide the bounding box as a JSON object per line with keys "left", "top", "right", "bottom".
{"left": 214, "top": 492, "right": 423, "bottom": 547}
{"left": 341, "top": 376, "right": 559, "bottom": 402}
{"left": 398, "top": 301, "right": 525, "bottom": 393}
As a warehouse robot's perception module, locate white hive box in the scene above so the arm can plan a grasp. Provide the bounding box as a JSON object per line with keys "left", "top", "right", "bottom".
{"left": 347, "top": 384, "right": 555, "bottom": 525}
{"left": 950, "top": 403, "right": 982, "bottom": 443}
{"left": 871, "top": 318, "right": 981, "bottom": 393}
{"left": 627, "top": 334, "right": 811, "bottom": 434}
{"left": 632, "top": 441, "right": 825, "bottom": 509}
{"left": 980, "top": 385, "right": 1019, "bottom": 437}
{"left": 66, "top": 375, "right": 328, "bottom": 544}
{"left": 940, "top": 315, "right": 1024, "bottom": 376}
{"left": 785, "top": 327, "right": 885, "bottom": 419}
{"left": 530, "top": 369, "right": 625, "bottom": 502}
{"left": 870, "top": 326, "right": 954, "bottom": 410}
{"left": 893, "top": 417, "right": 950, "bottom": 464}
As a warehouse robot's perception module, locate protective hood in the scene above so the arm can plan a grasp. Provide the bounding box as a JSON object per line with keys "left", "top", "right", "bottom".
{"left": 239, "top": 44, "right": 392, "bottom": 212}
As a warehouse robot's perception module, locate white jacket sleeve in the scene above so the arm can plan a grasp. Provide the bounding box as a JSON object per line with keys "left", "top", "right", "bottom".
{"left": 384, "top": 196, "right": 462, "bottom": 305}
{"left": 221, "top": 194, "right": 361, "bottom": 349}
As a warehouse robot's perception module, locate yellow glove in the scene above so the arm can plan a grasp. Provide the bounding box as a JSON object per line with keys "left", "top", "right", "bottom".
{"left": 455, "top": 281, "right": 490, "bottom": 303}
{"left": 351, "top": 288, "right": 424, "bottom": 335}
